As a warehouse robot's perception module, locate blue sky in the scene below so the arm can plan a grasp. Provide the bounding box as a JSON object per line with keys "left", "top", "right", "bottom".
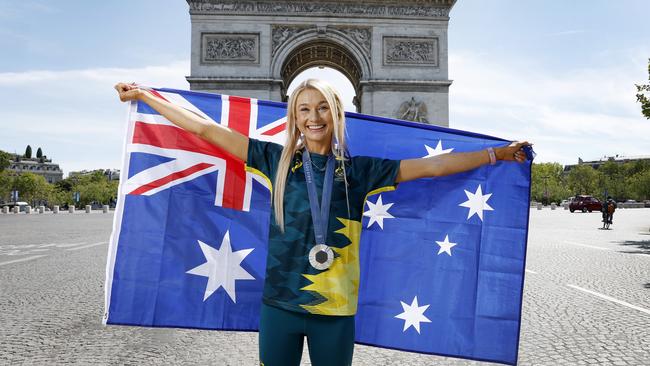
{"left": 1, "top": 0, "right": 649, "bottom": 174}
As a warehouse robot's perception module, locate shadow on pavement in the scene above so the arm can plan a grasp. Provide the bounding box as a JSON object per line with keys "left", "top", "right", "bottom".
{"left": 616, "top": 239, "right": 650, "bottom": 255}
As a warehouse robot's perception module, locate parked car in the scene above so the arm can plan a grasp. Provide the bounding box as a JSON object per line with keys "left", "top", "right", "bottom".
{"left": 2, "top": 201, "right": 29, "bottom": 212}
{"left": 569, "top": 195, "right": 602, "bottom": 213}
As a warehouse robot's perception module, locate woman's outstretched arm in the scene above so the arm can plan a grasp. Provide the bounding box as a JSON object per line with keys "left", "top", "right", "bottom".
{"left": 114, "top": 82, "right": 249, "bottom": 161}
{"left": 396, "top": 141, "right": 530, "bottom": 183}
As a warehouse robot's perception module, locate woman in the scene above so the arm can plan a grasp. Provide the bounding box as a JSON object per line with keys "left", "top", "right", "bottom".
{"left": 115, "top": 79, "right": 529, "bottom": 366}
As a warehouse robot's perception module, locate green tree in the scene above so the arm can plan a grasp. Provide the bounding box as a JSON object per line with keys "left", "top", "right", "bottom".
{"left": 24, "top": 145, "right": 32, "bottom": 159}
{"left": 13, "top": 173, "right": 53, "bottom": 206}
{"left": 636, "top": 58, "right": 650, "bottom": 119}
{"left": 54, "top": 170, "right": 118, "bottom": 207}
{"left": 531, "top": 162, "right": 571, "bottom": 204}
{"left": 36, "top": 147, "right": 43, "bottom": 159}
{"left": 627, "top": 170, "right": 650, "bottom": 201}
{"left": 567, "top": 164, "right": 601, "bottom": 196}
{"left": 598, "top": 160, "right": 628, "bottom": 200}
{"left": 0, "top": 150, "right": 11, "bottom": 172}
{"left": 0, "top": 171, "right": 13, "bottom": 202}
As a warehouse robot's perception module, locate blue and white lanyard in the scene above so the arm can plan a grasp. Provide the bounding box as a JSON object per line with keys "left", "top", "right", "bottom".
{"left": 302, "top": 150, "right": 335, "bottom": 246}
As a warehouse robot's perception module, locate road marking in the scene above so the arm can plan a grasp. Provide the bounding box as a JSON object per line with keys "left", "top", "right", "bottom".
{"left": 525, "top": 269, "right": 537, "bottom": 274}
{"left": 567, "top": 284, "right": 650, "bottom": 316}
{"left": 0, "top": 255, "right": 47, "bottom": 267}
{"left": 65, "top": 241, "right": 107, "bottom": 251}
{"left": 562, "top": 240, "right": 609, "bottom": 251}
{"left": 55, "top": 242, "right": 87, "bottom": 248}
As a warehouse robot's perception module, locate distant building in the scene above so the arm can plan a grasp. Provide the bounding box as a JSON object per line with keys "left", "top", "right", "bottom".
{"left": 68, "top": 169, "right": 120, "bottom": 181}
{"left": 7, "top": 154, "right": 63, "bottom": 183}
{"left": 564, "top": 155, "right": 650, "bottom": 173}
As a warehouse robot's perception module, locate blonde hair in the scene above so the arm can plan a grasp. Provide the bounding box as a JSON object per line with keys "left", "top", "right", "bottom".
{"left": 273, "top": 78, "right": 348, "bottom": 231}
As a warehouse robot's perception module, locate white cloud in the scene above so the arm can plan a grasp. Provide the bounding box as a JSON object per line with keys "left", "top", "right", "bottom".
{"left": 449, "top": 50, "right": 650, "bottom": 165}
{"left": 0, "top": 60, "right": 190, "bottom": 175}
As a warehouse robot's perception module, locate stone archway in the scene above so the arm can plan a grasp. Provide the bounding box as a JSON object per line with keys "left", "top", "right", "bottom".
{"left": 185, "top": 0, "right": 456, "bottom": 126}
{"left": 277, "top": 41, "right": 363, "bottom": 110}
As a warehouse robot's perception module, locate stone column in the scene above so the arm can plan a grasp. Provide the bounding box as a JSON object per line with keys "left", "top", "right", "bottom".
{"left": 39, "top": 206, "right": 45, "bottom": 214}
{"left": 69, "top": 206, "right": 75, "bottom": 214}
{"left": 2, "top": 206, "right": 8, "bottom": 214}
{"left": 53, "top": 205, "right": 59, "bottom": 214}
{"left": 103, "top": 205, "right": 109, "bottom": 213}
{"left": 86, "top": 205, "right": 91, "bottom": 213}
{"left": 13, "top": 206, "right": 19, "bottom": 214}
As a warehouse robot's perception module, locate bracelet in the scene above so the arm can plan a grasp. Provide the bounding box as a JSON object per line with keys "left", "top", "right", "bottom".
{"left": 487, "top": 147, "right": 496, "bottom": 165}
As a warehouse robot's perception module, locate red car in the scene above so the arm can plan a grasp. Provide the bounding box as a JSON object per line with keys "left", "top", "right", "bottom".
{"left": 569, "top": 195, "right": 603, "bottom": 213}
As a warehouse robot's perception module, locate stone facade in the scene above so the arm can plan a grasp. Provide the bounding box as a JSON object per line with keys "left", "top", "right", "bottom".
{"left": 185, "top": 0, "right": 456, "bottom": 126}
{"left": 7, "top": 154, "right": 64, "bottom": 184}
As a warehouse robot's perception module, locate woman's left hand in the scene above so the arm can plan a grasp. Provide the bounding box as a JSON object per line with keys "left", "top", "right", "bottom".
{"left": 496, "top": 141, "right": 531, "bottom": 163}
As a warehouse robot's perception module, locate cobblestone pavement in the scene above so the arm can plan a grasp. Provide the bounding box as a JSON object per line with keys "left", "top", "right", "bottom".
{"left": 0, "top": 209, "right": 649, "bottom": 365}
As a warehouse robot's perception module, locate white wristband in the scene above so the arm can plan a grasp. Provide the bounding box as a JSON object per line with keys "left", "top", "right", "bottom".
{"left": 487, "top": 147, "right": 496, "bottom": 165}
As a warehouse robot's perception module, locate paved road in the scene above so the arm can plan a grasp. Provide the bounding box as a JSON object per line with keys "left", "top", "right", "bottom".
{"left": 0, "top": 209, "right": 648, "bottom": 365}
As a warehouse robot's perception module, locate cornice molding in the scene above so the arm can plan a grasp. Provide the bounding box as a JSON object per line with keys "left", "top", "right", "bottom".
{"left": 186, "top": 0, "right": 456, "bottom": 19}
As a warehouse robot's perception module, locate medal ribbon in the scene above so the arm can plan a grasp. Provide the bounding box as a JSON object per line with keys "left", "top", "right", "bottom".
{"left": 302, "top": 150, "right": 335, "bottom": 246}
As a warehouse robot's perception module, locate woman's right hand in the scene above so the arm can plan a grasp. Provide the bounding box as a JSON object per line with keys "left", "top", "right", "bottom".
{"left": 112, "top": 82, "right": 249, "bottom": 161}
{"left": 114, "top": 82, "right": 146, "bottom": 102}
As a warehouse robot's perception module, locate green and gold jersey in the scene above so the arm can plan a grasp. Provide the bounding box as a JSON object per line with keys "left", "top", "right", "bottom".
{"left": 247, "top": 138, "right": 400, "bottom": 316}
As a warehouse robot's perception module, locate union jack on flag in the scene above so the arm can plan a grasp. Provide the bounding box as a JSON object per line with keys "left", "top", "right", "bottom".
{"left": 105, "top": 87, "right": 531, "bottom": 365}
{"left": 122, "top": 89, "right": 286, "bottom": 211}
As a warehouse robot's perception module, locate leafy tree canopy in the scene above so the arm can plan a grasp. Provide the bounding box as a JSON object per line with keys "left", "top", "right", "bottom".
{"left": 0, "top": 150, "right": 11, "bottom": 172}
{"left": 636, "top": 58, "right": 650, "bottom": 119}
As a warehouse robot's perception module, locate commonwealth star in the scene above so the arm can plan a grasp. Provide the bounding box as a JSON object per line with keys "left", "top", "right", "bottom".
{"left": 186, "top": 230, "right": 255, "bottom": 303}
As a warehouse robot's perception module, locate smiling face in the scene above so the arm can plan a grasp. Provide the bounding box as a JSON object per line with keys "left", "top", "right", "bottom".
{"left": 295, "top": 88, "right": 334, "bottom": 155}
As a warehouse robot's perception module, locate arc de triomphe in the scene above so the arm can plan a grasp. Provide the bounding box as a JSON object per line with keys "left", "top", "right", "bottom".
{"left": 186, "top": 0, "right": 456, "bottom": 126}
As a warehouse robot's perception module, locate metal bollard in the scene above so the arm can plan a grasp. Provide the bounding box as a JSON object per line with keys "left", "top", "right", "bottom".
{"left": 39, "top": 206, "right": 45, "bottom": 214}
{"left": 2, "top": 206, "right": 8, "bottom": 214}
{"left": 103, "top": 205, "right": 109, "bottom": 213}
{"left": 537, "top": 203, "right": 543, "bottom": 210}
{"left": 53, "top": 205, "right": 59, "bottom": 214}
{"left": 86, "top": 205, "right": 91, "bottom": 213}
{"left": 26, "top": 206, "right": 32, "bottom": 214}
{"left": 69, "top": 206, "right": 75, "bottom": 214}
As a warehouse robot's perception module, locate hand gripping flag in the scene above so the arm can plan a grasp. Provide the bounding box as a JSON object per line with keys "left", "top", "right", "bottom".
{"left": 105, "top": 87, "right": 532, "bottom": 365}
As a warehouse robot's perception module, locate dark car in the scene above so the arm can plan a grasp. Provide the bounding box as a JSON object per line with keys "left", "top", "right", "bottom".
{"left": 569, "top": 195, "right": 602, "bottom": 213}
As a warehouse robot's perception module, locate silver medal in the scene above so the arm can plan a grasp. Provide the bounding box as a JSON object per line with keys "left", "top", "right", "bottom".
{"left": 309, "top": 244, "right": 334, "bottom": 270}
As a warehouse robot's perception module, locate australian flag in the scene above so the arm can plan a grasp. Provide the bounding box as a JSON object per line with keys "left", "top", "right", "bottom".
{"left": 104, "top": 87, "right": 531, "bottom": 365}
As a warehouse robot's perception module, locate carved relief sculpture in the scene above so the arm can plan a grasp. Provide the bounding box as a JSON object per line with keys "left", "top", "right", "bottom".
{"left": 384, "top": 36, "right": 438, "bottom": 66}
{"left": 272, "top": 25, "right": 313, "bottom": 55}
{"left": 397, "top": 97, "right": 429, "bottom": 123}
{"left": 332, "top": 26, "right": 372, "bottom": 55}
{"left": 202, "top": 33, "right": 259, "bottom": 63}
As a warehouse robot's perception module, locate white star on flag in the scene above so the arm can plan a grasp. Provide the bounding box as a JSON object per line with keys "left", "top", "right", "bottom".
{"left": 363, "top": 194, "right": 394, "bottom": 229}
{"left": 395, "top": 296, "right": 432, "bottom": 334}
{"left": 435, "top": 234, "right": 457, "bottom": 256}
{"left": 186, "top": 230, "right": 255, "bottom": 303}
{"left": 459, "top": 184, "right": 494, "bottom": 221}
{"left": 422, "top": 140, "right": 454, "bottom": 158}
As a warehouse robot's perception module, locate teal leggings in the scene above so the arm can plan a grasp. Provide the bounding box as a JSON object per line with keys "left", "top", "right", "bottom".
{"left": 259, "top": 303, "right": 355, "bottom": 366}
